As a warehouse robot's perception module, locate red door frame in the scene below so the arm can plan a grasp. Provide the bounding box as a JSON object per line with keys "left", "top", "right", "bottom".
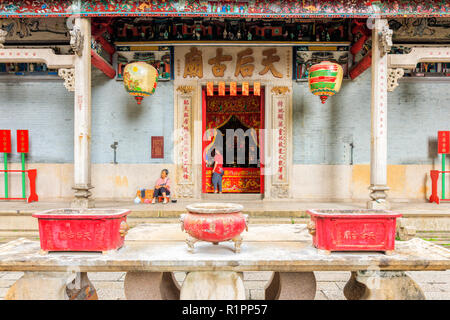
{"left": 201, "top": 86, "right": 265, "bottom": 194}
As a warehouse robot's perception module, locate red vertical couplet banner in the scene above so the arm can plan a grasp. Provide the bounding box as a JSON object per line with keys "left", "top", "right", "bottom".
{"left": 17, "top": 130, "right": 29, "bottom": 153}
{"left": 0, "top": 130, "right": 11, "bottom": 153}
{"left": 438, "top": 131, "right": 450, "bottom": 154}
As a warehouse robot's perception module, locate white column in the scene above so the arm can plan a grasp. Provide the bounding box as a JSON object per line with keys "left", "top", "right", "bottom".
{"left": 72, "top": 18, "right": 93, "bottom": 208}
{"left": 368, "top": 19, "right": 391, "bottom": 209}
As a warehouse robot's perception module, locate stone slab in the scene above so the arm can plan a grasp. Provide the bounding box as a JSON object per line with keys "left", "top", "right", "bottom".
{"left": 0, "top": 225, "right": 448, "bottom": 273}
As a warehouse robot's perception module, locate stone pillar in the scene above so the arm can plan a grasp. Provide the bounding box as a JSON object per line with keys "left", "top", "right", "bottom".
{"left": 180, "top": 271, "right": 246, "bottom": 300}
{"left": 343, "top": 270, "right": 425, "bottom": 300}
{"left": 265, "top": 272, "right": 316, "bottom": 300}
{"left": 368, "top": 19, "right": 392, "bottom": 210}
{"left": 71, "top": 18, "right": 94, "bottom": 208}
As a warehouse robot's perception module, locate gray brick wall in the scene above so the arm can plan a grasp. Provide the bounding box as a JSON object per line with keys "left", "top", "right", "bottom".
{"left": 0, "top": 68, "right": 174, "bottom": 164}
{"left": 0, "top": 67, "right": 448, "bottom": 165}
{"left": 293, "top": 70, "right": 450, "bottom": 165}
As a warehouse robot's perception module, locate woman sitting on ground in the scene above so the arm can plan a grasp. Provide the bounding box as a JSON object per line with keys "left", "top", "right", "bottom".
{"left": 152, "top": 169, "right": 171, "bottom": 204}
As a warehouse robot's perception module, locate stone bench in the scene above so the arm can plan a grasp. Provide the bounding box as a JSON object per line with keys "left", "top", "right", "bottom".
{"left": 0, "top": 224, "right": 449, "bottom": 300}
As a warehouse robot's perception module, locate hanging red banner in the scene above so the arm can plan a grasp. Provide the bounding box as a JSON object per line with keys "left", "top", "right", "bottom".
{"left": 0, "top": 130, "right": 11, "bottom": 153}
{"left": 17, "top": 130, "right": 29, "bottom": 154}
{"left": 242, "top": 82, "right": 249, "bottom": 96}
{"left": 254, "top": 82, "right": 261, "bottom": 96}
{"left": 230, "top": 82, "right": 237, "bottom": 96}
{"left": 218, "top": 81, "right": 226, "bottom": 96}
{"left": 438, "top": 131, "right": 450, "bottom": 154}
{"left": 207, "top": 82, "right": 214, "bottom": 96}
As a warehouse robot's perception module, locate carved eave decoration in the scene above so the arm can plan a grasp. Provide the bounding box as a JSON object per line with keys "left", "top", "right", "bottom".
{"left": 58, "top": 68, "right": 75, "bottom": 92}
{"left": 387, "top": 68, "right": 404, "bottom": 92}
{"left": 70, "top": 26, "right": 84, "bottom": 56}
{"left": 379, "top": 23, "right": 393, "bottom": 57}
{"left": 177, "top": 85, "right": 195, "bottom": 95}
{"left": 0, "top": 29, "right": 7, "bottom": 49}
{"left": 271, "top": 86, "right": 290, "bottom": 95}
{"left": 388, "top": 46, "right": 450, "bottom": 91}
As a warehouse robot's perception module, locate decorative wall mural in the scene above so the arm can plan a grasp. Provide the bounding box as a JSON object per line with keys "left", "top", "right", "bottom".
{"left": 295, "top": 44, "right": 351, "bottom": 80}
{"left": 389, "top": 18, "right": 450, "bottom": 43}
{"left": 111, "top": 17, "right": 350, "bottom": 43}
{"left": 0, "top": 18, "right": 69, "bottom": 42}
{"left": 0, "top": 1, "right": 448, "bottom": 18}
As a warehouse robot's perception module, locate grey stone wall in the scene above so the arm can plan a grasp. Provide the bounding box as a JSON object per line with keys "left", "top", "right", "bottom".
{"left": 0, "top": 68, "right": 448, "bottom": 166}
{"left": 292, "top": 70, "right": 450, "bottom": 165}
{"left": 0, "top": 68, "right": 174, "bottom": 164}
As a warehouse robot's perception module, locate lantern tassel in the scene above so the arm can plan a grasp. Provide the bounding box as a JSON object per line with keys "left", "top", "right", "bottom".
{"left": 320, "top": 95, "right": 329, "bottom": 104}
{"left": 135, "top": 96, "right": 144, "bottom": 105}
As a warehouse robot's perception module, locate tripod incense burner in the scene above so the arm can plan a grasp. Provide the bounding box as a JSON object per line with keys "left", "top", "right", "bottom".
{"left": 180, "top": 203, "right": 248, "bottom": 253}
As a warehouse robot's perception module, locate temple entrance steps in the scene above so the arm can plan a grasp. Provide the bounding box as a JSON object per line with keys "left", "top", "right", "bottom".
{"left": 201, "top": 193, "right": 263, "bottom": 201}
{"left": 416, "top": 231, "right": 450, "bottom": 248}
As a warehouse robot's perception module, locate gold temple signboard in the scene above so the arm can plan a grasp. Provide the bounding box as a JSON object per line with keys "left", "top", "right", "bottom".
{"left": 177, "top": 46, "right": 291, "bottom": 80}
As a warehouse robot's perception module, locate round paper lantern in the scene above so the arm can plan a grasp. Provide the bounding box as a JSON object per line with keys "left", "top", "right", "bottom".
{"left": 123, "top": 62, "right": 158, "bottom": 105}
{"left": 308, "top": 61, "right": 343, "bottom": 104}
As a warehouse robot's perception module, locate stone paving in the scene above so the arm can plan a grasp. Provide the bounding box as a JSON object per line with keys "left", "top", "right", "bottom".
{"left": 0, "top": 270, "right": 449, "bottom": 300}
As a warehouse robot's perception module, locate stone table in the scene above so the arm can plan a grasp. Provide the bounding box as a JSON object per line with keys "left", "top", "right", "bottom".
{"left": 0, "top": 224, "right": 449, "bottom": 300}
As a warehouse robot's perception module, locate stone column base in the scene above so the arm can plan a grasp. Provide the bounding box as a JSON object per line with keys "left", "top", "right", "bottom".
{"left": 367, "top": 199, "right": 390, "bottom": 210}
{"left": 344, "top": 271, "right": 425, "bottom": 300}
{"left": 71, "top": 185, "right": 95, "bottom": 208}
{"left": 180, "top": 271, "right": 246, "bottom": 300}
{"left": 124, "top": 272, "right": 180, "bottom": 300}
{"left": 368, "top": 185, "right": 390, "bottom": 210}
{"left": 71, "top": 198, "right": 95, "bottom": 209}
{"left": 265, "top": 272, "right": 316, "bottom": 300}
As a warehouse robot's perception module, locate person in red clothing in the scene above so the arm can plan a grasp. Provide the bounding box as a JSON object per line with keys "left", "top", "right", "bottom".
{"left": 212, "top": 149, "right": 224, "bottom": 193}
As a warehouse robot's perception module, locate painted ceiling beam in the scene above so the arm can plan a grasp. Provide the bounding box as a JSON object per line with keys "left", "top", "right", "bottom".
{"left": 0, "top": 1, "right": 448, "bottom": 18}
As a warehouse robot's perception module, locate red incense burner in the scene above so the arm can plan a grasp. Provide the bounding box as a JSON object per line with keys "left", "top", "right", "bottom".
{"left": 33, "top": 208, "right": 131, "bottom": 253}
{"left": 180, "top": 203, "right": 248, "bottom": 253}
{"left": 306, "top": 209, "right": 402, "bottom": 255}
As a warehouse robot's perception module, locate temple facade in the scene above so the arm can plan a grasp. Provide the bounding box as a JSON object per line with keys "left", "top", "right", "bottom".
{"left": 0, "top": 1, "right": 449, "bottom": 207}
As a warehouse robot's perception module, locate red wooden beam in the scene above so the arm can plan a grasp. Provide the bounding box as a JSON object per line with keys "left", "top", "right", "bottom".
{"left": 91, "top": 50, "right": 116, "bottom": 79}
{"left": 94, "top": 35, "right": 116, "bottom": 58}
{"left": 349, "top": 51, "right": 372, "bottom": 80}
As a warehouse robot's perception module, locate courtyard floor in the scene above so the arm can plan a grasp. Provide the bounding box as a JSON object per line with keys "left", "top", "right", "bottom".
{"left": 1, "top": 199, "right": 450, "bottom": 217}
{"left": 0, "top": 199, "right": 449, "bottom": 300}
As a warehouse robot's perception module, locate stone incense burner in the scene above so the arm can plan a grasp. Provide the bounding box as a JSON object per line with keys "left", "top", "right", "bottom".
{"left": 180, "top": 203, "right": 248, "bottom": 253}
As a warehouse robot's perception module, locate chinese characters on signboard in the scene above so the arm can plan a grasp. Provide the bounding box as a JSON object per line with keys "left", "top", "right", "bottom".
{"left": 182, "top": 47, "right": 285, "bottom": 79}
{"left": 151, "top": 136, "right": 164, "bottom": 159}
{"left": 180, "top": 97, "right": 192, "bottom": 181}
{"left": 0, "top": 130, "right": 11, "bottom": 153}
{"left": 17, "top": 130, "right": 29, "bottom": 154}
{"left": 274, "top": 98, "right": 287, "bottom": 183}
{"left": 438, "top": 131, "right": 450, "bottom": 154}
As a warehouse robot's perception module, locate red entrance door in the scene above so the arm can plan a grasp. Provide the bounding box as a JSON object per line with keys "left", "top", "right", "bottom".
{"left": 202, "top": 86, "right": 265, "bottom": 194}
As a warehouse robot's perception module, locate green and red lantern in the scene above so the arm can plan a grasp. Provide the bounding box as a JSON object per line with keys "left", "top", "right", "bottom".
{"left": 308, "top": 61, "right": 344, "bottom": 104}
{"left": 123, "top": 62, "right": 159, "bottom": 105}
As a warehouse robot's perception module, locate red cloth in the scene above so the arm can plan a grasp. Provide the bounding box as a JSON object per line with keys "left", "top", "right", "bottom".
{"left": 214, "top": 153, "right": 223, "bottom": 174}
